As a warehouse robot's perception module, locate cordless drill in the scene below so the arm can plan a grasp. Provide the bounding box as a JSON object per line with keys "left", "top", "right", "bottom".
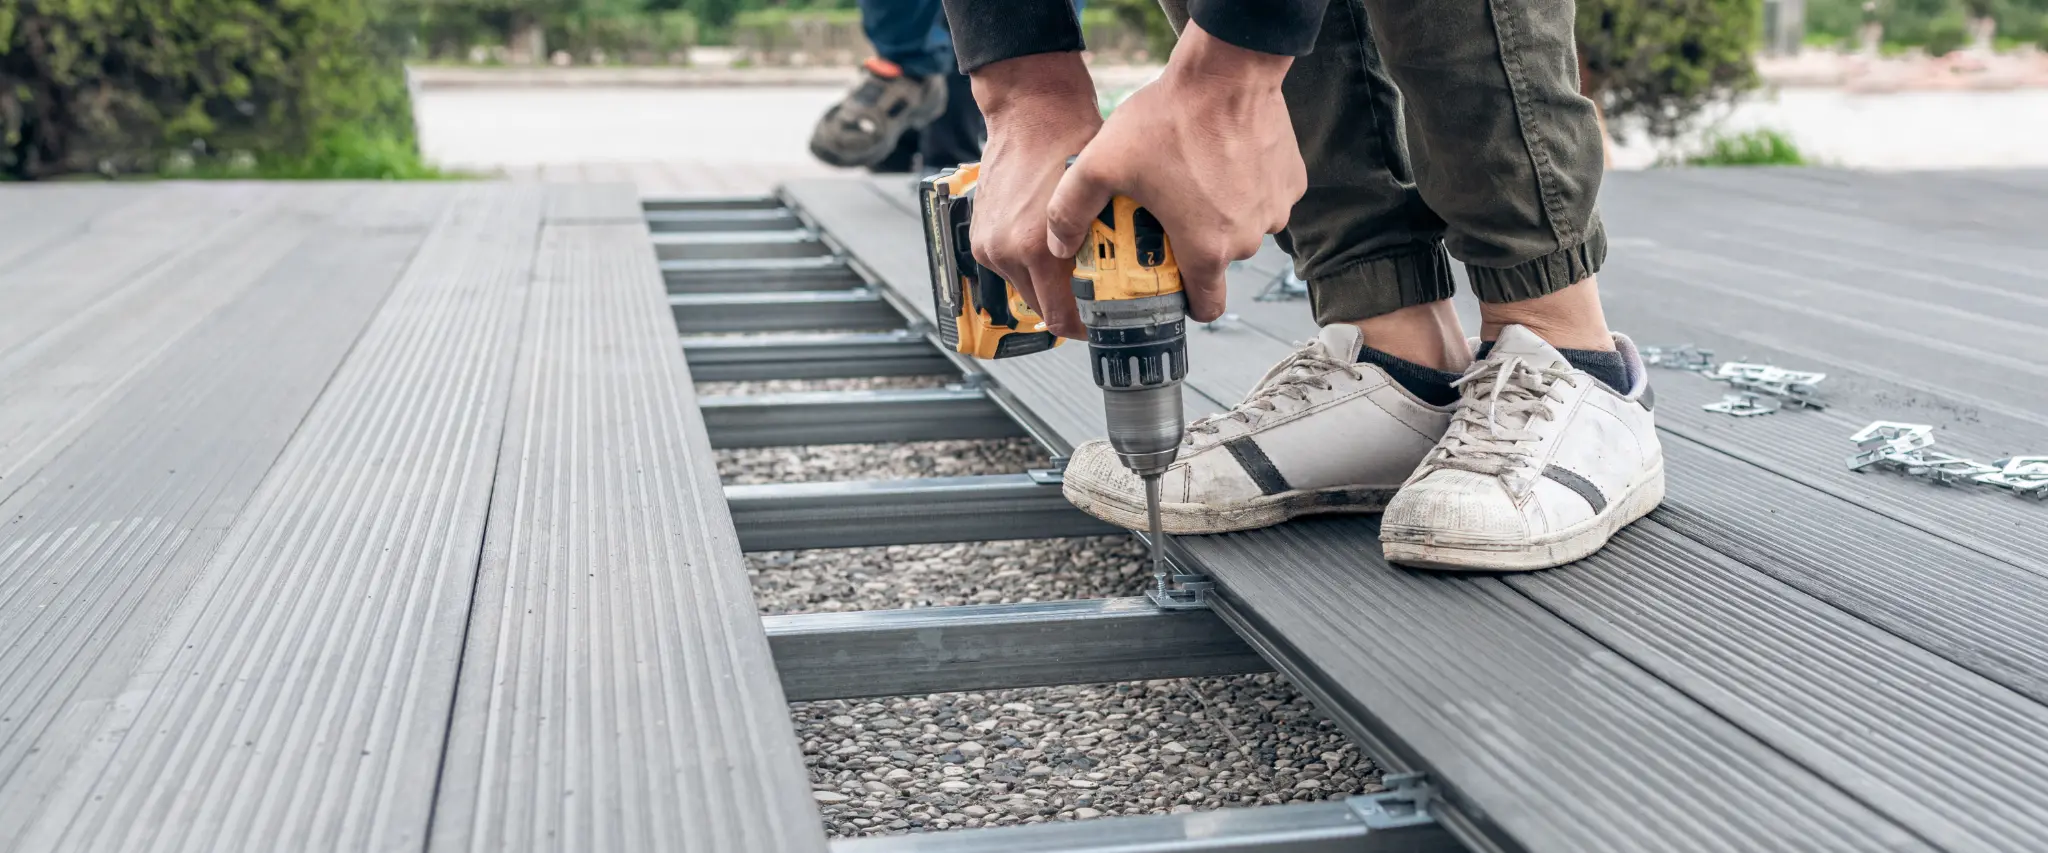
{"left": 919, "top": 165, "right": 1188, "bottom": 591}
{"left": 1069, "top": 196, "right": 1187, "bottom": 591}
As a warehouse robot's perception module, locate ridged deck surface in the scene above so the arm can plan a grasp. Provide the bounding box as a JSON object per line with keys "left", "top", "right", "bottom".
{"left": 431, "top": 216, "right": 824, "bottom": 852}
{"left": 785, "top": 170, "right": 2048, "bottom": 853}
{"left": 0, "top": 182, "right": 815, "bottom": 853}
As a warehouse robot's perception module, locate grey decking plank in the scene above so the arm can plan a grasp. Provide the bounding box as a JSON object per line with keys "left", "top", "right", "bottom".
{"left": 1655, "top": 436, "right": 2048, "bottom": 704}
{"left": 0, "top": 183, "right": 284, "bottom": 359}
{"left": 0, "top": 184, "right": 150, "bottom": 270}
{"left": 1512, "top": 517, "right": 2048, "bottom": 851}
{"left": 430, "top": 222, "right": 827, "bottom": 853}
{"left": 1580, "top": 308, "right": 2048, "bottom": 573}
{"left": 546, "top": 181, "right": 648, "bottom": 224}
{"left": 14, "top": 185, "right": 540, "bottom": 853}
{"left": 0, "top": 187, "right": 450, "bottom": 851}
{"left": 0, "top": 185, "right": 385, "bottom": 504}
{"left": 783, "top": 178, "right": 1224, "bottom": 451}
{"left": 1183, "top": 520, "right": 1924, "bottom": 853}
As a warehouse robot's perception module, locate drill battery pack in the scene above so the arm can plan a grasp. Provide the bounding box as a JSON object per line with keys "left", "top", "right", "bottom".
{"left": 918, "top": 164, "right": 1060, "bottom": 360}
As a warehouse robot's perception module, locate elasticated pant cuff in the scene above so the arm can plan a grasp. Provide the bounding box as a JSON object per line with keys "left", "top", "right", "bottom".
{"left": 1306, "top": 241, "right": 1456, "bottom": 326}
{"left": 1467, "top": 225, "right": 1608, "bottom": 304}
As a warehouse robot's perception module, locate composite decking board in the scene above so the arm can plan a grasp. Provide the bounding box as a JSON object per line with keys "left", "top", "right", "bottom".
{"left": 1651, "top": 374, "right": 2047, "bottom": 572}
{"left": 0, "top": 183, "right": 155, "bottom": 270}
{"left": 16, "top": 185, "right": 543, "bottom": 853}
{"left": 1656, "top": 436, "right": 2048, "bottom": 703}
{"left": 1621, "top": 168, "right": 2048, "bottom": 246}
{"left": 1513, "top": 517, "right": 2048, "bottom": 851}
{"left": 0, "top": 185, "right": 385, "bottom": 504}
{"left": 782, "top": 178, "right": 1223, "bottom": 451}
{"left": 0, "top": 184, "right": 285, "bottom": 360}
{"left": 0, "top": 188, "right": 445, "bottom": 850}
{"left": 430, "top": 222, "right": 827, "bottom": 853}
{"left": 1607, "top": 174, "right": 2048, "bottom": 291}
{"left": 545, "top": 181, "right": 649, "bottom": 224}
{"left": 1598, "top": 264, "right": 2048, "bottom": 423}
{"left": 1181, "top": 519, "right": 1924, "bottom": 853}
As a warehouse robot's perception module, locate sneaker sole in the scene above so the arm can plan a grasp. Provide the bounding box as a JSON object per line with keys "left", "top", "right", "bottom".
{"left": 1381, "top": 457, "right": 1667, "bottom": 573}
{"left": 1065, "top": 482, "right": 1401, "bottom": 536}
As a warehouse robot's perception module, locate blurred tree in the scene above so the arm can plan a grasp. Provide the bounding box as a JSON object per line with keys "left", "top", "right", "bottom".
{"left": 1576, "top": 0, "right": 1762, "bottom": 141}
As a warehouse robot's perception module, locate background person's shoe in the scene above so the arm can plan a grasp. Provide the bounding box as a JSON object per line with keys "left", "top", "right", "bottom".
{"left": 1381, "top": 324, "right": 1664, "bottom": 572}
{"left": 808, "top": 58, "right": 949, "bottom": 168}
{"left": 1063, "top": 325, "right": 1455, "bottom": 535}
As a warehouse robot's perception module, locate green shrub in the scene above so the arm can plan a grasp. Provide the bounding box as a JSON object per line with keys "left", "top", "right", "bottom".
{"left": 1921, "top": 10, "right": 1973, "bottom": 53}
{"left": 1681, "top": 128, "right": 1807, "bottom": 166}
{"left": 1577, "top": 0, "right": 1762, "bottom": 141}
{"left": 0, "top": 0, "right": 423, "bottom": 180}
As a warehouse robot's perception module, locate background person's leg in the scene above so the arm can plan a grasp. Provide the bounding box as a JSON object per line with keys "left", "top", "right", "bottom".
{"left": 810, "top": 0, "right": 952, "bottom": 167}
{"left": 859, "top": 0, "right": 951, "bottom": 76}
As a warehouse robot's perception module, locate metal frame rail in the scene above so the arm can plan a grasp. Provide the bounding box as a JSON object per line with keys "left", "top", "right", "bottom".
{"left": 657, "top": 195, "right": 1465, "bottom": 853}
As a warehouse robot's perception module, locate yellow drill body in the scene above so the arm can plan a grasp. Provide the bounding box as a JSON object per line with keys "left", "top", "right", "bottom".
{"left": 1070, "top": 196, "right": 1188, "bottom": 593}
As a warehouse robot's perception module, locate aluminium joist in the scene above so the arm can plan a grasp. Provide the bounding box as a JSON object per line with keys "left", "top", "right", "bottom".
{"left": 698, "top": 386, "right": 1024, "bottom": 448}
{"left": 653, "top": 229, "right": 831, "bottom": 261}
{"left": 670, "top": 289, "right": 904, "bottom": 334}
{"left": 683, "top": 330, "right": 955, "bottom": 381}
{"left": 725, "top": 473, "right": 1119, "bottom": 551}
{"left": 643, "top": 195, "right": 783, "bottom": 212}
{"left": 830, "top": 791, "right": 1460, "bottom": 853}
{"left": 646, "top": 207, "right": 803, "bottom": 233}
{"left": 764, "top": 597, "right": 1269, "bottom": 701}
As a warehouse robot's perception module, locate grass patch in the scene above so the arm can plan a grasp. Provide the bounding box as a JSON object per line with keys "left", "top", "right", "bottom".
{"left": 166, "top": 130, "right": 461, "bottom": 180}
{"left": 1678, "top": 128, "right": 1807, "bottom": 167}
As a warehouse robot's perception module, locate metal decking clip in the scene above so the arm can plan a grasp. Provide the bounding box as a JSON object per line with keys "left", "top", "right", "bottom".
{"left": 1349, "top": 771, "right": 1438, "bottom": 830}
{"left": 1146, "top": 573, "right": 1215, "bottom": 610}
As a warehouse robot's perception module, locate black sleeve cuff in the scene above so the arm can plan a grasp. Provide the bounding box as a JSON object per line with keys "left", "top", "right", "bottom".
{"left": 942, "top": 0, "right": 1086, "bottom": 74}
{"left": 1188, "top": 0, "right": 1328, "bottom": 56}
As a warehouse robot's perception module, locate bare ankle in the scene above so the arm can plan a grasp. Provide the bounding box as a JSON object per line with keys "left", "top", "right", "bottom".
{"left": 1479, "top": 277, "right": 1613, "bottom": 351}
{"left": 1341, "top": 301, "right": 1469, "bottom": 372}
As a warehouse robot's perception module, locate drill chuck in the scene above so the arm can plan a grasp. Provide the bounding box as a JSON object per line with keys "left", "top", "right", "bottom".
{"left": 1077, "top": 292, "right": 1188, "bottom": 478}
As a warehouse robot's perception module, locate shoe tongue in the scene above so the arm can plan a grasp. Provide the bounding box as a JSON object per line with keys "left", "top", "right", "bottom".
{"left": 1485, "top": 324, "right": 1569, "bottom": 370}
{"left": 1314, "top": 324, "right": 1364, "bottom": 360}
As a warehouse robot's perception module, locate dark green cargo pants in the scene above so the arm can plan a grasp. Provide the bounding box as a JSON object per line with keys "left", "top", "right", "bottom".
{"left": 1157, "top": 0, "right": 1608, "bottom": 324}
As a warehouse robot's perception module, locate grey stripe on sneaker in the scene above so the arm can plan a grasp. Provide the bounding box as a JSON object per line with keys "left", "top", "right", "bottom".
{"left": 1542, "top": 465, "right": 1608, "bottom": 513}
{"left": 1224, "top": 437, "right": 1291, "bottom": 496}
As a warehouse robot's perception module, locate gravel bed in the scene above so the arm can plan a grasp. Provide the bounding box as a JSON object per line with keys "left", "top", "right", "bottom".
{"left": 709, "top": 377, "right": 1378, "bottom": 838}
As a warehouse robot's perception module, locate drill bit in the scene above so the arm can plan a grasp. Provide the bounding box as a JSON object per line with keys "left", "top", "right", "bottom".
{"left": 1144, "top": 473, "right": 1168, "bottom": 598}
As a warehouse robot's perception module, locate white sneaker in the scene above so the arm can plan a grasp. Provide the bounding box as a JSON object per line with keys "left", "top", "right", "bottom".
{"left": 1063, "top": 325, "right": 1457, "bottom": 534}
{"left": 1380, "top": 324, "right": 1664, "bottom": 572}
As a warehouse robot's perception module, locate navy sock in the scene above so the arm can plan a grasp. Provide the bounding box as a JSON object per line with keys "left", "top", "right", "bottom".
{"left": 1475, "top": 341, "right": 1632, "bottom": 393}
{"left": 1356, "top": 346, "right": 1462, "bottom": 406}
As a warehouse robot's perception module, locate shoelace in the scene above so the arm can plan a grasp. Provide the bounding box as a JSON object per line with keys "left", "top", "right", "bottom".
{"left": 1426, "top": 355, "right": 1581, "bottom": 477}
{"left": 1186, "top": 341, "right": 1362, "bottom": 440}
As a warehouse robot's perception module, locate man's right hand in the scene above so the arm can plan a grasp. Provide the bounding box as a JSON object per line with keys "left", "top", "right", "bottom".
{"left": 966, "top": 52, "right": 1102, "bottom": 339}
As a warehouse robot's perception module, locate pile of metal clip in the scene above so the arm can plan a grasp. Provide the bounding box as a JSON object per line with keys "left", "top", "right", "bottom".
{"left": 1641, "top": 345, "right": 1828, "bottom": 416}
{"left": 1847, "top": 421, "right": 2048, "bottom": 499}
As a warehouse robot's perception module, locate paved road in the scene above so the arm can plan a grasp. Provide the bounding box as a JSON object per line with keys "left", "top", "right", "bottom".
{"left": 415, "top": 86, "right": 856, "bottom": 195}
{"left": 414, "top": 84, "right": 2048, "bottom": 195}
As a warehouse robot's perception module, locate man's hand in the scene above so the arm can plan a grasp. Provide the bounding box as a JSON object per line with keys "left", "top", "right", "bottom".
{"left": 1045, "top": 21, "right": 1303, "bottom": 325}
{"left": 967, "top": 52, "right": 1101, "bottom": 339}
